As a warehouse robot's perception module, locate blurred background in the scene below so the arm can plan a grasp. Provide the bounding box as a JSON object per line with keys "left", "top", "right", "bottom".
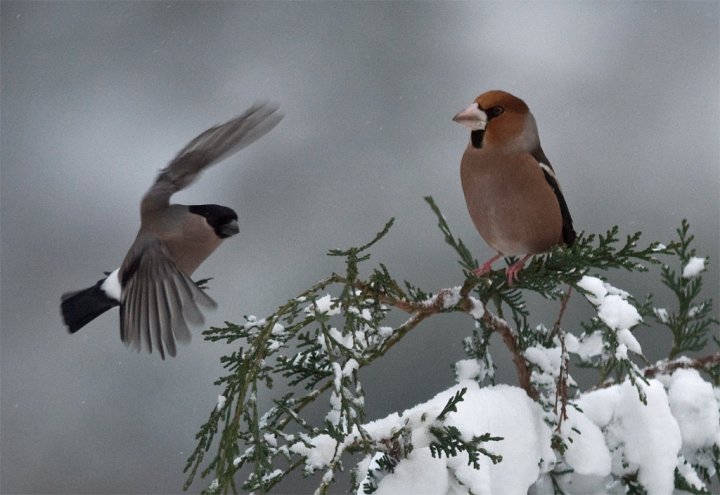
{"left": 1, "top": 2, "right": 717, "bottom": 493}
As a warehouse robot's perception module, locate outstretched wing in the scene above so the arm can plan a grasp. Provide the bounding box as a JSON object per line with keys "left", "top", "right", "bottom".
{"left": 142, "top": 102, "right": 283, "bottom": 210}
{"left": 119, "top": 236, "right": 217, "bottom": 359}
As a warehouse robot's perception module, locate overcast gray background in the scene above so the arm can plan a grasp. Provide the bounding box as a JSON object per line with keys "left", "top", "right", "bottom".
{"left": 1, "top": 2, "right": 718, "bottom": 494}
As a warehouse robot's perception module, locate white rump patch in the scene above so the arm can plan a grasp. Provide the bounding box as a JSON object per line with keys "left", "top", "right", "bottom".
{"left": 100, "top": 268, "right": 121, "bottom": 301}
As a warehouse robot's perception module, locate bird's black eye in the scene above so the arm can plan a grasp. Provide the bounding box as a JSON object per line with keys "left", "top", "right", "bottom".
{"left": 491, "top": 105, "right": 504, "bottom": 116}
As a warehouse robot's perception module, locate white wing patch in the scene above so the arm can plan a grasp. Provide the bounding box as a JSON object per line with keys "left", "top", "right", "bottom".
{"left": 538, "top": 162, "right": 555, "bottom": 178}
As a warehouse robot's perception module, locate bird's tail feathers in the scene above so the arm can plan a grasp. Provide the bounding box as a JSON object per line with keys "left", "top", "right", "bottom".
{"left": 61, "top": 280, "right": 119, "bottom": 334}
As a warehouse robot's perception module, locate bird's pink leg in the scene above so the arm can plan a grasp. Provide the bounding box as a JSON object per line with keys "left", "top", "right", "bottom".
{"left": 505, "top": 254, "right": 532, "bottom": 285}
{"left": 472, "top": 253, "right": 503, "bottom": 277}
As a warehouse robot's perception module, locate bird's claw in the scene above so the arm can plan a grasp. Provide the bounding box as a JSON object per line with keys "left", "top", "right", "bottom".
{"left": 472, "top": 253, "right": 504, "bottom": 278}
{"left": 472, "top": 262, "right": 495, "bottom": 278}
{"left": 504, "top": 256, "right": 530, "bottom": 285}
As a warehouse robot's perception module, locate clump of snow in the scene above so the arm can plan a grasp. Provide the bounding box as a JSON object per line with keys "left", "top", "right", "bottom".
{"left": 454, "top": 359, "right": 483, "bottom": 382}
{"left": 271, "top": 323, "right": 285, "bottom": 336}
{"left": 576, "top": 275, "right": 608, "bottom": 305}
{"left": 577, "top": 379, "right": 682, "bottom": 494}
{"left": 682, "top": 256, "right": 706, "bottom": 279}
{"left": 356, "top": 382, "right": 555, "bottom": 495}
{"left": 262, "top": 469, "right": 284, "bottom": 484}
{"left": 565, "top": 331, "right": 604, "bottom": 360}
{"left": 560, "top": 406, "right": 612, "bottom": 479}
{"left": 367, "top": 448, "right": 449, "bottom": 495}
{"left": 616, "top": 328, "right": 642, "bottom": 355}
{"left": 441, "top": 287, "right": 462, "bottom": 309}
{"left": 666, "top": 369, "right": 720, "bottom": 452}
{"left": 468, "top": 296, "right": 485, "bottom": 319}
{"left": 263, "top": 433, "right": 278, "bottom": 447}
{"left": 378, "top": 326, "right": 394, "bottom": 338}
{"left": 455, "top": 355, "right": 494, "bottom": 384}
{"left": 577, "top": 275, "right": 633, "bottom": 307}
{"left": 577, "top": 276, "right": 642, "bottom": 355}
{"left": 687, "top": 304, "right": 704, "bottom": 318}
{"left": 346, "top": 359, "right": 360, "bottom": 376}
{"left": 525, "top": 345, "right": 561, "bottom": 387}
{"left": 245, "top": 314, "right": 266, "bottom": 327}
{"left": 677, "top": 455, "right": 705, "bottom": 491}
{"left": 422, "top": 287, "right": 462, "bottom": 310}
{"left": 307, "top": 294, "right": 341, "bottom": 316}
{"left": 216, "top": 395, "right": 227, "bottom": 412}
{"left": 290, "top": 433, "right": 339, "bottom": 471}
{"left": 653, "top": 307, "right": 669, "bottom": 323}
{"left": 597, "top": 295, "right": 641, "bottom": 332}
{"left": 328, "top": 327, "right": 353, "bottom": 349}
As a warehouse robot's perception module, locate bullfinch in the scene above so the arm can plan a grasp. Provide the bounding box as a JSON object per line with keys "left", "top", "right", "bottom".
{"left": 453, "top": 90, "right": 575, "bottom": 284}
{"left": 61, "top": 103, "right": 283, "bottom": 358}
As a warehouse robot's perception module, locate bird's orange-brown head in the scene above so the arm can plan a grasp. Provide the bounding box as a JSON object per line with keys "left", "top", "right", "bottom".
{"left": 454, "top": 90, "right": 537, "bottom": 151}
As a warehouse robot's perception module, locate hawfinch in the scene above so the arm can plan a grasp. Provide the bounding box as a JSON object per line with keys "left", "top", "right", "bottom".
{"left": 453, "top": 90, "right": 575, "bottom": 284}
{"left": 61, "top": 103, "right": 283, "bottom": 358}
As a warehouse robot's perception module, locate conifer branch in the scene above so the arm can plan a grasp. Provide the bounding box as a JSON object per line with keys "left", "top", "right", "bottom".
{"left": 184, "top": 199, "right": 718, "bottom": 495}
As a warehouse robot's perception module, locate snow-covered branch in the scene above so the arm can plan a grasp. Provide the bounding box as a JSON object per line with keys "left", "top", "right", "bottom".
{"left": 184, "top": 204, "right": 719, "bottom": 495}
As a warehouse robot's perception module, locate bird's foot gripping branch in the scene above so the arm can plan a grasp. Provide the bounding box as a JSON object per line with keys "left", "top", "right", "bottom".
{"left": 184, "top": 197, "right": 719, "bottom": 495}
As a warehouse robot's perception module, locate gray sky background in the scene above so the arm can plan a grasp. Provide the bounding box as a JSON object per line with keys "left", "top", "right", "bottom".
{"left": 1, "top": 2, "right": 718, "bottom": 494}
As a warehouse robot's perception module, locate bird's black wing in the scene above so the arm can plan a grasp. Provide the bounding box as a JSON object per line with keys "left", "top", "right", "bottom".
{"left": 532, "top": 146, "right": 576, "bottom": 246}
{"left": 142, "top": 102, "right": 283, "bottom": 210}
{"left": 119, "top": 236, "right": 216, "bottom": 359}
{"left": 540, "top": 168, "right": 576, "bottom": 246}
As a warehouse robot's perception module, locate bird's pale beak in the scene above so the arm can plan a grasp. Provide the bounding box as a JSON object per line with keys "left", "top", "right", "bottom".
{"left": 453, "top": 102, "right": 487, "bottom": 131}
{"left": 220, "top": 219, "right": 240, "bottom": 238}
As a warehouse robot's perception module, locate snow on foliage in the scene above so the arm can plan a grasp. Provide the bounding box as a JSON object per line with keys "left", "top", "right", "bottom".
{"left": 350, "top": 372, "right": 719, "bottom": 495}
{"left": 577, "top": 379, "right": 681, "bottom": 494}
{"left": 682, "top": 256, "right": 706, "bottom": 279}
{"left": 577, "top": 276, "right": 643, "bottom": 359}
{"left": 354, "top": 382, "right": 554, "bottom": 495}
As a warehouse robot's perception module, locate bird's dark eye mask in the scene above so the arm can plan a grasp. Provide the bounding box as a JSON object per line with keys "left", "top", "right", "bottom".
{"left": 470, "top": 105, "right": 504, "bottom": 149}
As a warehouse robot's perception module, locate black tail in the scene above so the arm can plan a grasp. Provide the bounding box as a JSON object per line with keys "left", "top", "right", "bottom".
{"left": 61, "top": 280, "right": 120, "bottom": 333}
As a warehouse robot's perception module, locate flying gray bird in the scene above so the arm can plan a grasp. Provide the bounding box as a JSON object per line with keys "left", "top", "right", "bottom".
{"left": 61, "top": 103, "right": 283, "bottom": 358}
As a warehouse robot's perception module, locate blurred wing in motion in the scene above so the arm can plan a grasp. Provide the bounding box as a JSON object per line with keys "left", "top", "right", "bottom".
{"left": 143, "top": 102, "right": 283, "bottom": 209}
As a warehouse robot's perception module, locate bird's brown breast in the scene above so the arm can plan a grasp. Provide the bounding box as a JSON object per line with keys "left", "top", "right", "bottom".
{"left": 460, "top": 148, "right": 563, "bottom": 256}
{"left": 140, "top": 206, "right": 223, "bottom": 275}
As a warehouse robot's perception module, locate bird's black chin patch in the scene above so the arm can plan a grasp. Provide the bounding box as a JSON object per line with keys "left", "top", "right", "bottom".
{"left": 471, "top": 129, "right": 485, "bottom": 149}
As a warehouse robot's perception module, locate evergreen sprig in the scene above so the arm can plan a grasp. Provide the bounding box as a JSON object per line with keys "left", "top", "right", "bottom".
{"left": 436, "top": 387, "right": 468, "bottom": 421}
{"left": 183, "top": 197, "right": 718, "bottom": 495}
{"left": 429, "top": 426, "right": 503, "bottom": 469}
{"left": 653, "top": 220, "right": 717, "bottom": 358}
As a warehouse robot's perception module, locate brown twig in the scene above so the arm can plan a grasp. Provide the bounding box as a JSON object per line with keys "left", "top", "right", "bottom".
{"left": 592, "top": 352, "right": 720, "bottom": 390}
{"left": 643, "top": 352, "right": 720, "bottom": 379}
{"left": 550, "top": 286, "right": 573, "bottom": 340}
{"left": 551, "top": 287, "right": 573, "bottom": 427}
{"left": 482, "top": 311, "right": 540, "bottom": 401}
{"left": 349, "top": 276, "right": 540, "bottom": 401}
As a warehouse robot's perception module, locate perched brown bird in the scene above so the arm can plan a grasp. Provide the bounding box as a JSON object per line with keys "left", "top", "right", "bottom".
{"left": 61, "top": 103, "right": 283, "bottom": 358}
{"left": 453, "top": 90, "right": 575, "bottom": 284}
